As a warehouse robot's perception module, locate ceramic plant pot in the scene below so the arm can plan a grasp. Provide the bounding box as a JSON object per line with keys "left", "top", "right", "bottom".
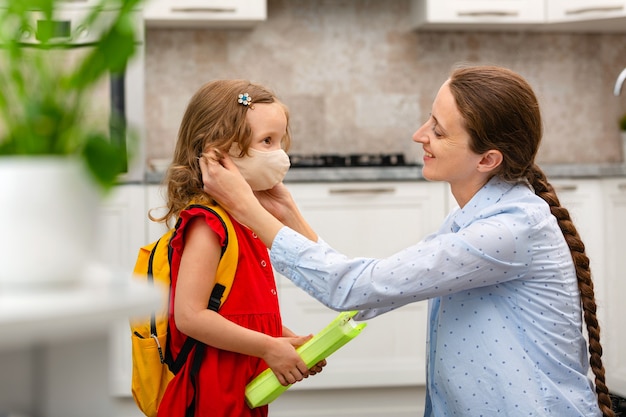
{"left": 0, "top": 156, "right": 100, "bottom": 289}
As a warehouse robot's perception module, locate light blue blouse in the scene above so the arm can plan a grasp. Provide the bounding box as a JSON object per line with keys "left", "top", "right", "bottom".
{"left": 270, "top": 177, "right": 601, "bottom": 416}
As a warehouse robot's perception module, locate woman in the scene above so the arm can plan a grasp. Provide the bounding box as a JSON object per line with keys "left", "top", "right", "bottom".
{"left": 200, "top": 65, "right": 614, "bottom": 416}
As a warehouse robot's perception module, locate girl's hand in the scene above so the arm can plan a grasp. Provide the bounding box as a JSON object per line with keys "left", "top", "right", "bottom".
{"left": 280, "top": 326, "right": 326, "bottom": 379}
{"left": 264, "top": 335, "right": 313, "bottom": 386}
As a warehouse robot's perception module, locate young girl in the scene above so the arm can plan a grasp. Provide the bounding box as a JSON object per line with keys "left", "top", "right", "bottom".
{"left": 153, "top": 80, "right": 324, "bottom": 417}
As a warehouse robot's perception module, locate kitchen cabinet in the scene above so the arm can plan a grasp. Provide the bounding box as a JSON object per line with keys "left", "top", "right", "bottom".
{"left": 94, "top": 185, "right": 148, "bottom": 274}
{"left": 601, "top": 178, "right": 626, "bottom": 397}
{"left": 410, "top": 0, "right": 626, "bottom": 32}
{"left": 547, "top": 0, "right": 626, "bottom": 32}
{"left": 410, "top": 0, "right": 546, "bottom": 31}
{"left": 277, "top": 181, "right": 448, "bottom": 389}
{"left": 143, "top": 0, "right": 267, "bottom": 28}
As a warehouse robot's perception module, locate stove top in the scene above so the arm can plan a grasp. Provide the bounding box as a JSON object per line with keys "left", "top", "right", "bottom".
{"left": 284, "top": 153, "right": 422, "bottom": 182}
{"left": 289, "top": 153, "right": 414, "bottom": 168}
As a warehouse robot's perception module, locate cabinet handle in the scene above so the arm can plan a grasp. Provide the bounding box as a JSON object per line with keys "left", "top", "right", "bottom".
{"left": 564, "top": 5, "right": 624, "bottom": 15}
{"left": 170, "top": 7, "right": 237, "bottom": 13}
{"left": 328, "top": 187, "right": 396, "bottom": 195}
{"left": 457, "top": 10, "right": 519, "bottom": 17}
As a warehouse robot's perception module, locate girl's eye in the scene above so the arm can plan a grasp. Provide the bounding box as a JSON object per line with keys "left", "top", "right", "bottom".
{"left": 262, "top": 137, "right": 272, "bottom": 145}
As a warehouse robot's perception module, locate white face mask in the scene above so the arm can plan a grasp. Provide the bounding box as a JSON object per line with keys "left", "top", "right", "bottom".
{"left": 228, "top": 143, "right": 290, "bottom": 191}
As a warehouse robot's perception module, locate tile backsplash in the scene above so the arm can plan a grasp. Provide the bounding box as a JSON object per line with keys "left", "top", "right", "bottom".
{"left": 144, "top": 0, "right": 626, "bottom": 166}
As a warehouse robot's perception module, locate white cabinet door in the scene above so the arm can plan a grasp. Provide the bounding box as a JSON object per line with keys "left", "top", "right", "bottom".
{"left": 546, "top": 0, "right": 626, "bottom": 32}
{"left": 410, "top": 0, "right": 545, "bottom": 30}
{"left": 601, "top": 178, "right": 626, "bottom": 397}
{"left": 94, "top": 185, "right": 149, "bottom": 397}
{"left": 551, "top": 179, "right": 607, "bottom": 328}
{"left": 94, "top": 184, "right": 148, "bottom": 278}
{"left": 143, "top": 0, "right": 267, "bottom": 28}
{"left": 278, "top": 181, "right": 448, "bottom": 389}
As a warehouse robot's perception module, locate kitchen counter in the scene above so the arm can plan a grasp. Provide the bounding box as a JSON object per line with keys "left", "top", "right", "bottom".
{"left": 143, "top": 163, "right": 626, "bottom": 185}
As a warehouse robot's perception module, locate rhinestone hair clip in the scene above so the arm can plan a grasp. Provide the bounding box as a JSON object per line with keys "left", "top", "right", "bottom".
{"left": 238, "top": 93, "right": 252, "bottom": 106}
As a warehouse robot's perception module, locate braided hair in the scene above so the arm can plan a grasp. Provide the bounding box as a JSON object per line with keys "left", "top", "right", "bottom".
{"left": 448, "top": 64, "right": 614, "bottom": 417}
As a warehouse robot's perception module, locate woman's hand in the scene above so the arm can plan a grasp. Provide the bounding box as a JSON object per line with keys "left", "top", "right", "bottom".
{"left": 199, "top": 151, "right": 257, "bottom": 220}
{"left": 253, "top": 182, "right": 296, "bottom": 223}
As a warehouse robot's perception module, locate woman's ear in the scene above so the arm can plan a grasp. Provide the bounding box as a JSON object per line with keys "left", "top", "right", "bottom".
{"left": 477, "top": 150, "right": 503, "bottom": 173}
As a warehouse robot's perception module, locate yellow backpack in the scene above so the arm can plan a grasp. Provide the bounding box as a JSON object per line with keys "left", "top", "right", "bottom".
{"left": 129, "top": 203, "right": 238, "bottom": 417}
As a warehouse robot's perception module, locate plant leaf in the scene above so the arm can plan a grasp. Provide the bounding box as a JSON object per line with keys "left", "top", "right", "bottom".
{"left": 82, "top": 133, "right": 126, "bottom": 191}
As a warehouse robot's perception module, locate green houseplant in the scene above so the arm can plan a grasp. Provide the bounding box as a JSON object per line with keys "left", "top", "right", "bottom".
{"left": 0, "top": 0, "right": 142, "bottom": 189}
{"left": 0, "top": 0, "right": 144, "bottom": 288}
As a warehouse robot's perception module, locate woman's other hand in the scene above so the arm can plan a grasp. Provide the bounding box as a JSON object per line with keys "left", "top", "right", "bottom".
{"left": 254, "top": 182, "right": 295, "bottom": 222}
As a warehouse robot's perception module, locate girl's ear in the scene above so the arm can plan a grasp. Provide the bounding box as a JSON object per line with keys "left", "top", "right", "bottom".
{"left": 477, "top": 150, "right": 503, "bottom": 173}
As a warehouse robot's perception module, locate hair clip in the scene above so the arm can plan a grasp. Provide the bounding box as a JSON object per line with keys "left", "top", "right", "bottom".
{"left": 238, "top": 93, "right": 252, "bottom": 106}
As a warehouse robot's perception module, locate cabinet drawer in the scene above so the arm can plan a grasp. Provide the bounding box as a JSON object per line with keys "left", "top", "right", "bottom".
{"left": 411, "top": 0, "right": 545, "bottom": 30}
{"left": 144, "top": 0, "right": 267, "bottom": 28}
{"left": 547, "top": 0, "right": 626, "bottom": 22}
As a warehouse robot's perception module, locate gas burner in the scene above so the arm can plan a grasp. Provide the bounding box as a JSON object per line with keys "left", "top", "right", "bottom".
{"left": 289, "top": 153, "right": 408, "bottom": 168}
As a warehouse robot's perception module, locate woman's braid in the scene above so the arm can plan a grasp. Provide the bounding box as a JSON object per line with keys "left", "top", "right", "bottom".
{"left": 528, "top": 165, "right": 614, "bottom": 417}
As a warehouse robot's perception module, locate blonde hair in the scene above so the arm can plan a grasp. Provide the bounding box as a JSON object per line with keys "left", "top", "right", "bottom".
{"left": 151, "top": 79, "right": 291, "bottom": 226}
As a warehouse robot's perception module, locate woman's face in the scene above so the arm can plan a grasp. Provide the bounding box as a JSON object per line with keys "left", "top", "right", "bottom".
{"left": 412, "top": 81, "right": 484, "bottom": 188}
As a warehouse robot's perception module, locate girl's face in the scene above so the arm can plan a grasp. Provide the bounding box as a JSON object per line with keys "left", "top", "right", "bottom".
{"left": 245, "top": 102, "right": 287, "bottom": 152}
{"left": 412, "top": 81, "right": 486, "bottom": 194}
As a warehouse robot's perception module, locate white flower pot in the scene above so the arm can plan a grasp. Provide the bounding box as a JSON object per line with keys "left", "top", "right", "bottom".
{"left": 0, "top": 156, "right": 100, "bottom": 289}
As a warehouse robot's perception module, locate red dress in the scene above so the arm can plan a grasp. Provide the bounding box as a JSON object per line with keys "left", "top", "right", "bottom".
{"left": 157, "top": 206, "right": 282, "bottom": 417}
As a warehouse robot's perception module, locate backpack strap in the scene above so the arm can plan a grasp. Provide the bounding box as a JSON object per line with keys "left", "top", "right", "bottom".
{"left": 147, "top": 236, "right": 165, "bottom": 363}
{"left": 185, "top": 203, "right": 238, "bottom": 311}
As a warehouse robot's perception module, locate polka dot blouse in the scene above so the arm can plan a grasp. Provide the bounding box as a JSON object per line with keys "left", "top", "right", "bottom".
{"left": 270, "top": 177, "right": 601, "bottom": 416}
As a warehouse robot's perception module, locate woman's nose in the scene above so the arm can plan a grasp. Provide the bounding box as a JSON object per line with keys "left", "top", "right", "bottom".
{"left": 412, "top": 123, "right": 429, "bottom": 143}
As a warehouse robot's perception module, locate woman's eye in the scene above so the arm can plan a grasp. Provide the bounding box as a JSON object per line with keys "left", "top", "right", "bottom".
{"left": 431, "top": 124, "right": 442, "bottom": 138}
